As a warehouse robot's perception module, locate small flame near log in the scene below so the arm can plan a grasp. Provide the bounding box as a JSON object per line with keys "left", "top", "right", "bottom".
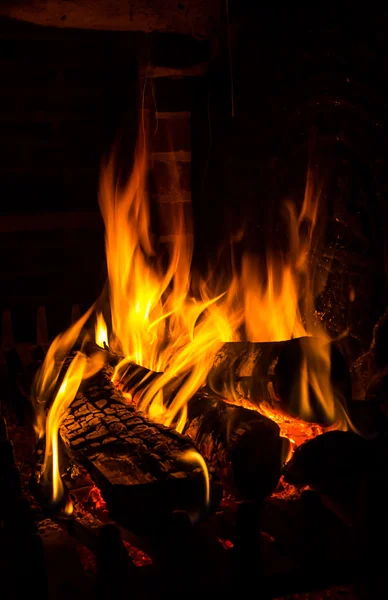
{"left": 32, "top": 120, "right": 353, "bottom": 507}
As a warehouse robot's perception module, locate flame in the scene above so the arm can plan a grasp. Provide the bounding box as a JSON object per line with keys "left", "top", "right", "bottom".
{"left": 100, "top": 129, "right": 240, "bottom": 431}
{"left": 43, "top": 351, "right": 88, "bottom": 502}
{"left": 32, "top": 304, "right": 95, "bottom": 439}
{"left": 64, "top": 496, "right": 74, "bottom": 515}
{"left": 100, "top": 136, "right": 348, "bottom": 437}
{"left": 99, "top": 128, "right": 351, "bottom": 435}
{"left": 41, "top": 349, "right": 104, "bottom": 503}
{"left": 180, "top": 449, "right": 210, "bottom": 511}
{"left": 95, "top": 312, "right": 108, "bottom": 348}
{"left": 33, "top": 303, "right": 105, "bottom": 503}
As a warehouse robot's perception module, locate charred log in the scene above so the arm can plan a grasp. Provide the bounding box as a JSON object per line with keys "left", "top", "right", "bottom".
{"left": 118, "top": 361, "right": 287, "bottom": 500}
{"left": 184, "top": 392, "right": 287, "bottom": 501}
{"left": 208, "top": 338, "right": 351, "bottom": 425}
{"left": 57, "top": 368, "right": 207, "bottom": 533}
{"left": 118, "top": 337, "right": 351, "bottom": 426}
{"left": 283, "top": 431, "right": 373, "bottom": 527}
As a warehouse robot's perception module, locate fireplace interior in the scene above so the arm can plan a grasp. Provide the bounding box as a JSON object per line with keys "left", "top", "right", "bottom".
{"left": 1, "top": 3, "right": 388, "bottom": 599}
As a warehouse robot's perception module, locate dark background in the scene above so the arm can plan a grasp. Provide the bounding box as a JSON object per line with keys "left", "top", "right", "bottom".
{"left": 1, "top": 5, "right": 388, "bottom": 348}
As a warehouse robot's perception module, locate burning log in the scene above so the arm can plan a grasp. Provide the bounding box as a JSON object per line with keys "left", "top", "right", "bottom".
{"left": 183, "top": 392, "right": 287, "bottom": 501}
{"left": 118, "top": 336, "right": 351, "bottom": 427}
{"left": 208, "top": 337, "right": 351, "bottom": 425}
{"left": 118, "top": 337, "right": 351, "bottom": 426}
{"left": 56, "top": 367, "right": 208, "bottom": 533}
{"left": 118, "top": 360, "right": 287, "bottom": 500}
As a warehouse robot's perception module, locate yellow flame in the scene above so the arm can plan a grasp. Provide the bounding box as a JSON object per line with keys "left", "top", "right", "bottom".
{"left": 95, "top": 312, "right": 108, "bottom": 348}
{"left": 43, "top": 352, "right": 88, "bottom": 502}
{"left": 32, "top": 304, "right": 95, "bottom": 439}
{"left": 180, "top": 449, "right": 210, "bottom": 510}
{"left": 64, "top": 496, "right": 74, "bottom": 515}
{"left": 97, "top": 127, "right": 351, "bottom": 438}
{"left": 42, "top": 350, "right": 104, "bottom": 503}
{"left": 100, "top": 129, "right": 240, "bottom": 431}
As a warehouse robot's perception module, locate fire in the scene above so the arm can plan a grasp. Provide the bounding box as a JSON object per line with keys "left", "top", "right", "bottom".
{"left": 43, "top": 352, "right": 88, "bottom": 502}
{"left": 32, "top": 304, "right": 95, "bottom": 440}
{"left": 95, "top": 312, "right": 108, "bottom": 348}
{"left": 33, "top": 117, "right": 352, "bottom": 506}
{"left": 99, "top": 137, "right": 348, "bottom": 436}
{"left": 64, "top": 495, "right": 74, "bottom": 515}
{"left": 100, "top": 129, "right": 239, "bottom": 431}
{"left": 180, "top": 449, "right": 210, "bottom": 513}
{"left": 33, "top": 308, "right": 105, "bottom": 503}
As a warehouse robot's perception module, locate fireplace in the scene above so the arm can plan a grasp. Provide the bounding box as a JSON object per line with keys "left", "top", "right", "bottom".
{"left": 1, "top": 4, "right": 388, "bottom": 599}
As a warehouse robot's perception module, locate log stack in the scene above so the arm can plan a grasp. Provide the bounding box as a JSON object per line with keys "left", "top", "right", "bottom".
{"left": 32, "top": 335, "right": 353, "bottom": 533}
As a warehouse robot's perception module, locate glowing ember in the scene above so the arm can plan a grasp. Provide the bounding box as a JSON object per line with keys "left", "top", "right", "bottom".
{"left": 87, "top": 485, "right": 108, "bottom": 513}
{"left": 123, "top": 540, "right": 152, "bottom": 567}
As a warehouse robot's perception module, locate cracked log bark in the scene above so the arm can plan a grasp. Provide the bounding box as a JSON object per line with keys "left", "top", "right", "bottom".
{"left": 57, "top": 358, "right": 285, "bottom": 516}
{"left": 58, "top": 367, "right": 206, "bottom": 533}
{"left": 117, "top": 361, "right": 287, "bottom": 501}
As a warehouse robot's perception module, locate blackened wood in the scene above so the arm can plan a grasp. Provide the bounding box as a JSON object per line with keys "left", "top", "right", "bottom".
{"left": 184, "top": 392, "right": 286, "bottom": 501}
{"left": 118, "top": 337, "right": 351, "bottom": 426}
{"left": 283, "top": 431, "right": 373, "bottom": 527}
{"left": 208, "top": 337, "right": 351, "bottom": 425}
{"left": 59, "top": 368, "right": 206, "bottom": 533}
{"left": 116, "top": 360, "right": 162, "bottom": 395}
{"left": 118, "top": 362, "right": 286, "bottom": 500}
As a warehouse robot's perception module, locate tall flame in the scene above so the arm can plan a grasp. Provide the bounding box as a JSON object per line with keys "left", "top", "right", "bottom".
{"left": 99, "top": 135, "right": 348, "bottom": 435}
{"left": 100, "top": 130, "right": 240, "bottom": 431}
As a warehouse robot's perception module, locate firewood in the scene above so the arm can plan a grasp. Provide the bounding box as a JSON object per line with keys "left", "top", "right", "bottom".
{"left": 184, "top": 392, "right": 287, "bottom": 501}
{"left": 58, "top": 368, "right": 208, "bottom": 533}
{"left": 118, "top": 337, "right": 351, "bottom": 427}
{"left": 208, "top": 337, "right": 351, "bottom": 425}
{"left": 117, "top": 363, "right": 286, "bottom": 500}
{"left": 282, "top": 431, "right": 373, "bottom": 527}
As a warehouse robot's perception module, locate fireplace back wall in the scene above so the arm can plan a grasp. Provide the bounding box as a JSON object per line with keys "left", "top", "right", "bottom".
{"left": 0, "top": 19, "right": 140, "bottom": 341}
{"left": 193, "top": 4, "right": 388, "bottom": 352}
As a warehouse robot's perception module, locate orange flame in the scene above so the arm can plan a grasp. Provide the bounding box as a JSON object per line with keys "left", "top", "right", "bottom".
{"left": 98, "top": 136, "right": 350, "bottom": 437}
{"left": 100, "top": 130, "right": 239, "bottom": 431}
{"left": 95, "top": 312, "right": 108, "bottom": 348}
